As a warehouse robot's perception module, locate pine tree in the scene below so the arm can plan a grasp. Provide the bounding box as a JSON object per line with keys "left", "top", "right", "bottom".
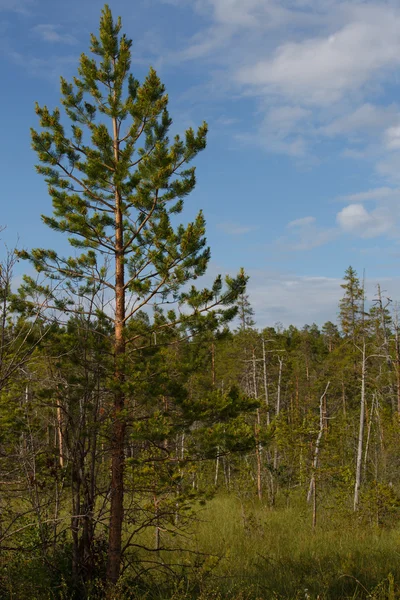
{"left": 19, "top": 5, "right": 246, "bottom": 586}
{"left": 321, "top": 321, "right": 340, "bottom": 353}
{"left": 237, "top": 293, "right": 255, "bottom": 331}
{"left": 339, "top": 266, "right": 364, "bottom": 342}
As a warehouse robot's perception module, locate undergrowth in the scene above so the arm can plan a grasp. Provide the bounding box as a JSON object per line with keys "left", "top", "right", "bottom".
{"left": 2, "top": 494, "right": 400, "bottom": 599}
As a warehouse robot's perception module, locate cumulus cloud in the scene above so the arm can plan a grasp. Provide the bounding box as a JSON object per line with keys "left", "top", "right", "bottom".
{"left": 336, "top": 203, "right": 393, "bottom": 238}
{"left": 168, "top": 0, "right": 400, "bottom": 172}
{"left": 236, "top": 5, "right": 400, "bottom": 105}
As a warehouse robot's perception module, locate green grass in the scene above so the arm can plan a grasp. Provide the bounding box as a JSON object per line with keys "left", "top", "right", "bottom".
{"left": 3, "top": 493, "right": 400, "bottom": 599}
{"left": 173, "top": 494, "right": 400, "bottom": 599}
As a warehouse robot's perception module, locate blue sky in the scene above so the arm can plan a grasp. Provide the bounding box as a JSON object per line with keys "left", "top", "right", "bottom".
{"left": 2, "top": 0, "right": 400, "bottom": 327}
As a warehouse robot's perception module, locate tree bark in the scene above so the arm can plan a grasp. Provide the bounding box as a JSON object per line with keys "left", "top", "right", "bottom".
{"left": 354, "top": 339, "right": 366, "bottom": 511}
{"left": 261, "top": 338, "right": 270, "bottom": 426}
{"left": 307, "top": 382, "right": 330, "bottom": 503}
{"left": 252, "top": 347, "right": 262, "bottom": 501}
{"left": 107, "top": 112, "right": 126, "bottom": 585}
{"left": 273, "top": 357, "right": 283, "bottom": 471}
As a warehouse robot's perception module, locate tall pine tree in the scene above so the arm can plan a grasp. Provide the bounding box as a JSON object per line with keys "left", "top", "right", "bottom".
{"left": 19, "top": 5, "right": 246, "bottom": 586}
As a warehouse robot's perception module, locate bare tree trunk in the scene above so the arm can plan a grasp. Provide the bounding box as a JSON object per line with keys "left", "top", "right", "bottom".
{"left": 363, "top": 394, "right": 375, "bottom": 480}
{"left": 376, "top": 285, "right": 395, "bottom": 412}
{"left": 252, "top": 347, "right": 262, "bottom": 500}
{"left": 56, "top": 403, "right": 64, "bottom": 468}
{"left": 214, "top": 447, "right": 220, "bottom": 487}
{"left": 393, "top": 305, "right": 400, "bottom": 417}
{"left": 273, "top": 357, "right": 283, "bottom": 471}
{"left": 307, "top": 382, "right": 330, "bottom": 503}
{"left": 354, "top": 339, "right": 366, "bottom": 511}
{"left": 262, "top": 338, "right": 270, "bottom": 426}
{"left": 255, "top": 420, "right": 262, "bottom": 501}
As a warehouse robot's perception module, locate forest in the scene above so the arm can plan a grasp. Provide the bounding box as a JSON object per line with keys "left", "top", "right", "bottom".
{"left": 2, "top": 5, "right": 400, "bottom": 600}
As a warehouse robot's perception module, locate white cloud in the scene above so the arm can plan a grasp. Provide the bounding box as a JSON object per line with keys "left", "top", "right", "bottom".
{"left": 287, "top": 216, "right": 316, "bottom": 228}
{"left": 376, "top": 153, "right": 400, "bottom": 183}
{"left": 236, "top": 8, "right": 400, "bottom": 106}
{"left": 336, "top": 203, "right": 394, "bottom": 238}
{"left": 280, "top": 215, "right": 337, "bottom": 250}
{"left": 163, "top": 0, "right": 400, "bottom": 173}
{"left": 205, "top": 0, "right": 295, "bottom": 29}
{"left": 236, "top": 104, "right": 312, "bottom": 157}
{"left": 208, "top": 0, "right": 266, "bottom": 27}
{"left": 248, "top": 271, "right": 400, "bottom": 328}
{"left": 341, "top": 148, "right": 369, "bottom": 160}
{"left": 267, "top": 106, "right": 311, "bottom": 129}
{"left": 248, "top": 272, "right": 343, "bottom": 327}
{"left": 384, "top": 124, "right": 400, "bottom": 150}
{"left": 33, "top": 24, "right": 77, "bottom": 45}
{"left": 322, "top": 104, "right": 399, "bottom": 137}
{"left": 338, "top": 187, "right": 400, "bottom": 203}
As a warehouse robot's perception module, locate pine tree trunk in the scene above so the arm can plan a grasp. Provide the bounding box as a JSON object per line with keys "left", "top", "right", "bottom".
{"left": 107, "top": 113, "right": 126, "bottom": 585}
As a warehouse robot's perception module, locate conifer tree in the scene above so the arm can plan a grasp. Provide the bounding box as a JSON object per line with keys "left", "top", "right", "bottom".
{"left": 237, "top": 292, "right": 255, "bottom": 331}
{"left": 19, "top": 5, "right": 246, "bottom": 585}
{"left": 339, "top": 266, "right": 364, "bottom": 342}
